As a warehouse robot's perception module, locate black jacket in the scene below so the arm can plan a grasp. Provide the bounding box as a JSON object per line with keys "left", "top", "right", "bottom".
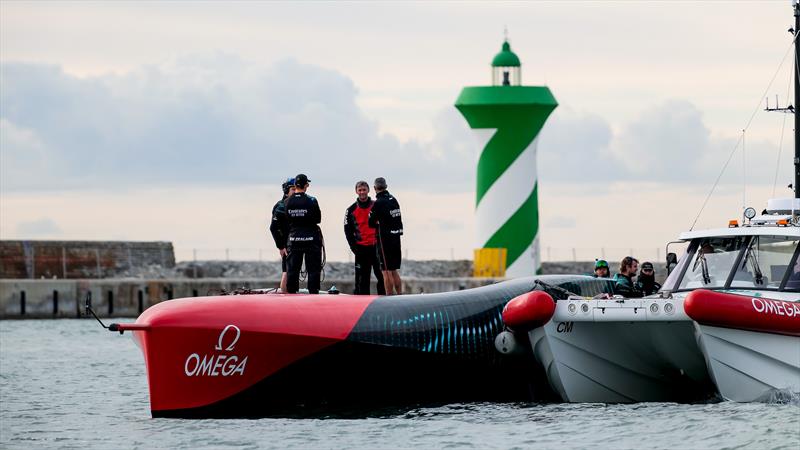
{"left": 269, "top": 196, "right": 289, "bottom": 249}
{"left": 636, "top": 276, "right": 662, "bottom": 296}
{"left": 285, "top": 192, "right": 322, "bottom": 247}
{"left": 368, "top": 190, "right": 403, "bottom": 238}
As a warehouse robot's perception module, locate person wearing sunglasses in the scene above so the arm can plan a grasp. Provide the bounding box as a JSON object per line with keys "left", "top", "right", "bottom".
{"left": 635, "top": 261, "right": 662, "bottom": 296}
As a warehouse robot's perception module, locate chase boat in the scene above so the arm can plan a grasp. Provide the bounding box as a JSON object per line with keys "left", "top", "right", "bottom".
{"left": 530, "top": 209, "right": 799, "bottom": 403}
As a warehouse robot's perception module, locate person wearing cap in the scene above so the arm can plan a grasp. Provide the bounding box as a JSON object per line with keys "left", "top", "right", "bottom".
{"left": 593, "top": 259, "right": 610, "bottom": 278}
{"left": 635, "top": 262, "right": 662, "bottom": 296}
{"left": 285, "top": 173, "right": 322, "bottom": 294}
{"left": 368, "top": 177, "right": 403, "bottom": 295}
{"left": 270, "top": 177, "right": 296, "bottom": 292}
{"left": 612, "top": 256, "right": 644, "bottom": 298}
{"left": 344, "top": 181, "right": 386, "bottom": 295}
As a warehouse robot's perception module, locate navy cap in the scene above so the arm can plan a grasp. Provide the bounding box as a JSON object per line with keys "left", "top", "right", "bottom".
{"left": 295, "top": 173, "right": 310, "bottom": 186}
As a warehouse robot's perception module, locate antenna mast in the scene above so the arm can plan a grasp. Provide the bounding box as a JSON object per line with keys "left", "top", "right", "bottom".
{"left": 794, "top": 1, "right": 799, "bottom": 199}
{"left": 766, "top": 1, "right": 800, "bottom": 200}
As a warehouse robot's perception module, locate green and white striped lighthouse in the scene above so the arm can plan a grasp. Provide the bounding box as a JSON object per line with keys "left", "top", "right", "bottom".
{"left": 455, "top": 39, "right": 557, "bottom": 277}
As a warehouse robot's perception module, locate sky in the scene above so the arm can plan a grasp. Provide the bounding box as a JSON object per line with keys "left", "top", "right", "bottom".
{"left": 0, "top": 1, "right": 797, "bottom": 264}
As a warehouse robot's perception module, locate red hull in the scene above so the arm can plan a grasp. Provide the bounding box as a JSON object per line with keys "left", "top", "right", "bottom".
{"left": 121, "top": 294, "right": 377, "bottom": 413}
{"left": 684, "top": 290, "right": 800, "bottom": 337}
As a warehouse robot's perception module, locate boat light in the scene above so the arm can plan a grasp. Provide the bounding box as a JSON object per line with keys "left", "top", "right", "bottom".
{"left": 664, "top": 302, "right": 675, "bottom": 315}
{"left": 649, "top": 303, "right": 659, "bottom": 314}
{"left": 568, "top": 303, "right": 577, "bottom": 315}
{"left": 728, "top": 220, "right": 739, "bottom": 228}
{"left": 777, "top": 219, "right": 789, "bottom": 226}
{"left": 744, "top": 207, "right": 757, "bottom": 220}
{"left": 581, "top": 303, "right": 590, "bottom": 313}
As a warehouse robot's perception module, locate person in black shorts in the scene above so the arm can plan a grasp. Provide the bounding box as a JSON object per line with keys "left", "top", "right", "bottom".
{"left": 368, "top": 177, "right": 403, "bottom": 295}
{"left": 285, "top": 173, "right": 322, "bottom": 294}
{"left": 269, "top": 177, "right": 294, "bottom": 292}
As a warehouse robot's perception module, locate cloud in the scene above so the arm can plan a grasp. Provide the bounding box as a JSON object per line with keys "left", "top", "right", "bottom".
{"left": 0, "top": 56, "right": 471, "bottom": 192}
{"left": 1, "top": 55, "right": 787, "bottom": 196}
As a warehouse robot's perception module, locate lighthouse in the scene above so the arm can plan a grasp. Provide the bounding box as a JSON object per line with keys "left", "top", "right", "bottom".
{"left": 455, "top": 39, "right": 558, "bottom": 277}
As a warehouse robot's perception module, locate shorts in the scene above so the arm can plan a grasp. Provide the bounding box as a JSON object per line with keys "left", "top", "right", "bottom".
{"left": 377, "top": 234, "right": 401, "bottom": 271}
{"left": 281, "top": 254, "right": 288, "bottom": 272}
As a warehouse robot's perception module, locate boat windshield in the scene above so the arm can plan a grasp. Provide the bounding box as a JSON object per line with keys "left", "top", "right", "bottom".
{"left": 676, "top": 235, "right": 800, "bottom": 292}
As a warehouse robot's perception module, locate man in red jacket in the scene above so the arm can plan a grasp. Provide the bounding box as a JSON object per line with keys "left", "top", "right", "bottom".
{"left": 344, "top": 181, "right": 386, "bottom": 295}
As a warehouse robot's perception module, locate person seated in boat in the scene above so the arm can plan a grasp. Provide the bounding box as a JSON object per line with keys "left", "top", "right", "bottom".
{"left": 635, "top": 261, "right": 661, "bottom": 296}
{"left": 612, "top": 256, "right": 644, "bottom": 298}
{"left": 593, "top": 259, "right": 610, "bottom": 278}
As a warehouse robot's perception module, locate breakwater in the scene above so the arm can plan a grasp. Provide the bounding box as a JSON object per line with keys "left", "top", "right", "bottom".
{"left": 0, "top": 277, "right": 500, "bottom": 319}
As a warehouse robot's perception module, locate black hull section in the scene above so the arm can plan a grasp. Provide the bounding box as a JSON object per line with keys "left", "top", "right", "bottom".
{"left": 153, "top": 340, "right": 554, "bottom": 418}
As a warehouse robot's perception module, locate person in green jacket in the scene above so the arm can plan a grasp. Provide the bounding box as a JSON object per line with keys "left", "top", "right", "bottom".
{"left": 613, "top": 256, "right": 644, "bottom": 298}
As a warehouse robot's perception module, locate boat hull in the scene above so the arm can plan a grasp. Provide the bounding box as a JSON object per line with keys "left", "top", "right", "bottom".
{"left": 685, "top": 289, "right": 800, "bottom": 402}
{"left": 123, "top": 276, "right": 602, "bottom": 418}
{"left": 531, "top": 318, "right": 713, "bottom": 403}
{"left": 693, "top": 323, "right": 800, "bottom": 402}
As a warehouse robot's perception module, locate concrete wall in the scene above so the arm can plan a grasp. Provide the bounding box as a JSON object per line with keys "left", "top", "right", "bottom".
{"left": 0, "top": 240, "right": 175, "bottom": 279}
{"left": 0, "top": 277, "right": 502, "bottom": 319}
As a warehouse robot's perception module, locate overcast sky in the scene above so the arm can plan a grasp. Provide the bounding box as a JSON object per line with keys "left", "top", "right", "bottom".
{"left": 0, "top": 1, "right": 796, "bottom": 264}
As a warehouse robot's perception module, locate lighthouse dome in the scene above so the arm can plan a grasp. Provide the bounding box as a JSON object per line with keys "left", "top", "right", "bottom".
{"left": 491, "top": 41, "right": 521, "bottom": 67}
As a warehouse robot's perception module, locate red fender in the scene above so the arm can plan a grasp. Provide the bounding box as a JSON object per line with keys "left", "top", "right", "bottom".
{"left": 684, "top": 289, "right": 800, "bottom": 337}
{"left": 502, "top": 291, "right": 555, "bottom": 332}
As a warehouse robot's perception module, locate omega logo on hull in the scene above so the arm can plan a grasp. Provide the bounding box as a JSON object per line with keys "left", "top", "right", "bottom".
{"left": 751, "top": 298, "right": 800, "bottom": 317}
{"left": 184, "top": 325, "right": 248, "bottom": 377}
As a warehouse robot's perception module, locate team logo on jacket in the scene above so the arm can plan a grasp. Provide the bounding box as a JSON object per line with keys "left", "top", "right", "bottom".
{"left": 184, "top": 325, "right": 248, "bottom": 377}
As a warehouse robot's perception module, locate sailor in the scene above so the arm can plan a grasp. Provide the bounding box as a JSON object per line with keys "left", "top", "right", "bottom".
{"left": 612, "top": 256, "right": 644, "bottom": 298}
{"left": 593, "top": 259, "right": 610, "bottom": 278}
{"left": 344, "top": 181, "right": 386, "bottom": 295}
{"left": 635, "top": 261, "right": 662, "bottom": 296}
{"left": 285, "top": 174, "right": 322, "bottom": 294}
{"left": 368, "top": 177, "right": 404, "bottom": 295}
{"left": 269, "top": 177, "right": 295, "bottom": 292}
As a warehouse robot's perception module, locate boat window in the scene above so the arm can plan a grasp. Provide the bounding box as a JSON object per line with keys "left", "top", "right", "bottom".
{"left": 661, "top": 242, "right": 695, "bottom": 291}
{"left": 677, "top": 237, "right": 749, "bottom": 290}
{"left": 731, "top": 236, "right": 799, "bottom": 290}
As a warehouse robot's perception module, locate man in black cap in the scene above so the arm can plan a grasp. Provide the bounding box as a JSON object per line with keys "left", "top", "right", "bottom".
{"left": 635, "top": 262, "right": 662, "bottom": 296}
{"left": 269, "top": 177, "right": 295, "bottom": 292}
{"left": 368, "top": 177, "right": 403, "bottom": 295}
{"left": 284, "top": 173, "right": 322, "bottom": 294}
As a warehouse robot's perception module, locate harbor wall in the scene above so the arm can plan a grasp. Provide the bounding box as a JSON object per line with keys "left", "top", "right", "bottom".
{"left": 0, "top": 277, "right": 501, "bottom": 319}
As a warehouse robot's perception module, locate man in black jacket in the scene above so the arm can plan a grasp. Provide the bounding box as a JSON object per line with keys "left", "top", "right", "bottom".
{"left": 344, "top": 181, "right": 386, "bottom": 295}
{"left": 269, "top": 177, "right": 294, "bottom": 292}
{"left": 285, "top": 173, "right": 322, "bottom": 294}
{"left": 368, "top": 177, "right": 403, "bottom": 295}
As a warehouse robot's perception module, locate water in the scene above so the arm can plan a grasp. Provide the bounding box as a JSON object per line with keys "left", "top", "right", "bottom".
{"left": 1, "top": 320, "right": 798, "bottom": 450}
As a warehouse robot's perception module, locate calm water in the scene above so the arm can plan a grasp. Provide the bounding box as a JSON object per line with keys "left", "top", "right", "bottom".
{"left": 1, "top": 320, "right": 798, "bottom": 450}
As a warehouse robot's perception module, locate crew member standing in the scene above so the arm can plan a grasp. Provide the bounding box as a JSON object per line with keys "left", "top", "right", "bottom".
{"left": 344, "top": 181, "right": 386, "bottom": 295}
{"left": 285, "top": 174, "right": 322, "bottom": 294}
{"left": 270, "top": 177, "right": 294, "bottom": 292}
{"left": 635, "top": 262, "right": 662, "bottom": 296}
{"left": 368, "top": 177, "right": 403, "bottom": 295}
